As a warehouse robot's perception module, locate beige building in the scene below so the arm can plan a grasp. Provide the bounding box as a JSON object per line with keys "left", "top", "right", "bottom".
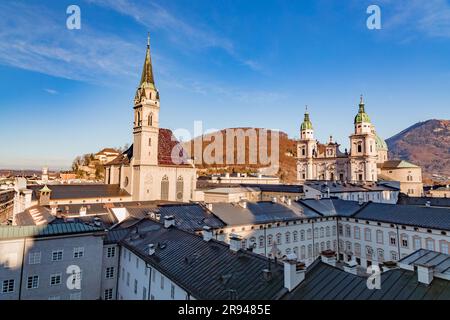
{"left": 296, "top": 97, "right": 422, "bottom": 193}
{"left": 428, "top": 185, "right": 450, "bottom": 198}
{"left": 378, "top": 160, "right": 424, "bottom": 196}
{"left": 94, "top": 149, "right": 120, "bottom": 164}
{"left": 104, "top": 36, "right": 197, "bottom": 202}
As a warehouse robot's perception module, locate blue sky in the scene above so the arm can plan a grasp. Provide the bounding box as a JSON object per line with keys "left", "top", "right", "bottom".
{"left": 0, "top": 0, "right": 449, "bottom": 170}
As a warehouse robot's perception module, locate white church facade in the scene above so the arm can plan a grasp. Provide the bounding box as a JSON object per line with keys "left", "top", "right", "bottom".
{"left": 104, "top": 37, "right": 197, "bottom": 202}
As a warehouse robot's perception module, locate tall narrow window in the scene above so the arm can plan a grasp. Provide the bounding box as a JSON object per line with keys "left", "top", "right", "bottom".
{"left": 148, "top": 113, "right": 153, "bottom": 126}
{"left": 176, "top": 176, "right": 184, "bottom": 201}
{"left": 161, "top": 175, "right": 169, "bottom": 201}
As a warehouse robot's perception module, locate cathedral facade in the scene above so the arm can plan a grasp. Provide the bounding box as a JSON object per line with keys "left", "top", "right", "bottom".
{"left": 296, "top": 97, "right": 388, "bottom": 183}
{"left": 104, "top": 37, "right": 197, "bottom": 202}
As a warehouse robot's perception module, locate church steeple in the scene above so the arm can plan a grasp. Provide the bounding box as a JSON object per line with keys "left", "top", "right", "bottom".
{"left": 354, "top": 94, "right": 371, "bottom": 124}
{"left": 139, "top": 33, "right": 155, "bottom": 88}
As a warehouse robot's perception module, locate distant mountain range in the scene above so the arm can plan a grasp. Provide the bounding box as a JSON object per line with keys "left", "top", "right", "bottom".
{"left": 386, "top": 119, "right": 450, "bottom": 182}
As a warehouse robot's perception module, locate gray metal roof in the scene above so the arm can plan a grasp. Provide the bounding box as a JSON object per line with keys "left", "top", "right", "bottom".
{"left": 28, "top": 184, "right": 130, "bottom": 201}
{"left": 211, "top": 202, "right": 307, "bottom": 226}
{"left": 298, "top": 198, "right": 364, "bottom": 217}
{"left": 240, "top": 184, "right": 304, "bottom": 193}
{"left": 0, "top": 223, "right": 103, "bottom": 240}
{"left": 398, "top": 196, "right": 450, "bottom": 207}
{"left": 121, "top": 219, "right": 287, "bottom": 300}
{"left": 286, "top": 261, "right": 450, "bottom": 300}
{"left": 305, "top": 181, "right": 399, "bottom": 193}
{"left": 399, "top": 249, "right": 450, "bottom": 275}
{"left": 354, "top": 202, "right": 450, "bottom": 231}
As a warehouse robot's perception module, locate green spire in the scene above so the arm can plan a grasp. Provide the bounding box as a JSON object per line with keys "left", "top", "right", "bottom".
{"left": 139, "top": 33, "right": 155, "bottom": 88}
{"left": 301, "top": 105, "right": 313, "bottom": 130}
{"left": 354, "top": 95, "right": 371, "bottom": 124}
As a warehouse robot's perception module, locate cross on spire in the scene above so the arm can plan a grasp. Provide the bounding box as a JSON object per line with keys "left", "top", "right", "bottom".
{"left": 140, "top": 33, "right": 155, "bottom": 87}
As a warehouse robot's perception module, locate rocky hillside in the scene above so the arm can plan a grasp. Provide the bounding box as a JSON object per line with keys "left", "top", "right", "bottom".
{"left": 386, "top": 120, "right": 450, "bottom": 182}
{"left": 182, "top": 128, "right": 298, "bottom": 183}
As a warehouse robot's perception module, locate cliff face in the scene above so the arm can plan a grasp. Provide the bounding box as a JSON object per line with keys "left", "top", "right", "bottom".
{"left": 386, "top": 120, "right": 450, "bottom": 181}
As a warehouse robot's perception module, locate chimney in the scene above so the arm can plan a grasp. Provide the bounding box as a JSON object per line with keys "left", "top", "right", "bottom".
{"left": 229, "top": 234, "right": 242, "bottom": 252}
{"left": 343, "top": 260, "right": 358, "bottom": 275}
{"left": 262, "top": 269, "right": 272, "bottom": 281}
{"left": 284, "top": 254, "right": 306, "bottom": 291}
{"left": 147, "top": 244, "right": 155, "bottom": 256}
{"left": 286, "top": 198, "right": 292, "bottom": 206}
{"left": 202, "top": 226, "right": 213, "bottom": 242}
{"left": 272, "top": 197, "right": 277, "bottom": 203}
{"left": 164, "top": 215, "right": 175, "bottom": 229}
{"left": 417, "top": 265, "right": 434, "bottom": 285}
{"left": 239, "top": 201, "right": 247, "bottom": 209}
{"left": 425, "top": 201, "right": 431, "bottom": 207}
{"left": 206, "top": 203, "right": 213, "bottom": 211}
{"left": 320, "top": 250, "right": 337, "bottom": 267}
{"left": 50, "top": 205, "right": 58, "bottom": 216}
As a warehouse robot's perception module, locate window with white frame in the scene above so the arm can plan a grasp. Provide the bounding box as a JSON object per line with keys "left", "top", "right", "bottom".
{"left": 285, "top": 232, "right": 291, "bottom": 244}
{"left": 377, "top": 249, "right": 384, "bottom": 262}
{"left": 346, "top": 241, "right": 352, "bottom": 252}
{"left": 276, "top": 233, "right": 282, "bottom": 245}
{"left": 389, "top": 233, "right": 396, "bottom": 246}
{"left": 107, "top": 247, "right": 116, "bottom": 258}
{"left": 308, "top": 245, "right": 312, "bottom": 258}
{"left": 104, "top": 288, "right": 113, "bottom": 300}
{"left": 259, "top": 236, "right": 264, "bottom": 248}
{"left": 426, "top": 239, "right": 435, "bottom": 251}
{"left": 307, "top": 229, "right": 312, "bottom": 239}
{"left": 2, "top": 279, "right": 14, "bottom": 293}
{"left": 106, "top": 267, "right": 115, "bottom": 279}
{"left": 345, "top": 225, "right": 351, "bottom": 238}
{"left": 440, "top": 241, "right": 449, "bottom": 254}
{"left": 326, "top": 241, "right": 331, "bottom": 250}
{"left": 354, "top": 226, "right": 360, "bottom": 239}
{"left": 332, "top": 226, "right": 337, "bottom": 236}
{"left": 28, "top": 252, "right": 41, "bottom": 265}
{"left": 338, "top": 224, "right": 343, "bottom": 236}
{"left": 293, "top": 231, "right": 298, "bottom": 242}
{"left": 73, "top": 247, "right": 84, "bottom": 259}
{"left": 354, "top": 243, "right": 361, "bottom": 256}
{"left": 320, "top": 227, "right": 325, "bottom": 238}
{"left": 300, "top": 230, "right": 305, "bottom": 241}
{"left": 364, "top": 228, "right": 372, "bottom": 242}
{"left": 413, "top": 237, "right": 422, "bottom": 250}
{"left": 390, "top": 251, "right": 398, "bottom": 261}
{"left": 51, "top": 250, "right": 63, "bottom": 261}
{"left": 376, "top": 230, "right": 383, "bottom": 244}
{"left": 314, "top": 228, "right": 319, "bottom": 238}
{"left": 326, "top": 226, "right": 330, "bottom": 237}
{"left": 300, "top": 246, "right": 306, "bottom": 260}
{"left": 401, "top": 234, "right": 409, "bottom": 248}
{"left": 27, "top": 275, "right": 39, "bottom": 289}
{"left": 293, "top": 247, "right": 298, "bottom": 258}
{"left": 50, "top": 274, "right": 62, "bottom": 286}
{"left": 267, "top": 235, "right": 273, "bottom": 246}
{"left": 366, "top": 246, "right": 373, "bottom": 259}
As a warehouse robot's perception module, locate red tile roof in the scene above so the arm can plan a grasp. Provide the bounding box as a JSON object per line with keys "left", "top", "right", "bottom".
{"left": 106, "top": 128, "right": 192, "bottom": 167}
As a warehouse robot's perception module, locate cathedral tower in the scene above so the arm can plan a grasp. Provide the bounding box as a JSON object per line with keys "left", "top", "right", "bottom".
{"left": 297, "top": 107, "right": 317, "bottom": 181}
{"left": 133, "top": 34, "right": 160, "bottom": 167}
{"left": 349, "top": 96, "right": 378, "bottom": 182}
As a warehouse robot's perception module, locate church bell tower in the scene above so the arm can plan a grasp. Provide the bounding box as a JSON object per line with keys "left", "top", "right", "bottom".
{"left": 133, "top": 34, "right": 160, "bottom": 167}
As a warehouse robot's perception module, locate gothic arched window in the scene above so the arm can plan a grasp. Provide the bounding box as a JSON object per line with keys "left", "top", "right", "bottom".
{"left": 357, "top": 143, "right": 362, "bottom": 153}
{"left": 161, "top": 175, "right": 169, "bottom": 201}
{"left": 176, "top": 176, "right": 184, "bottom": 201}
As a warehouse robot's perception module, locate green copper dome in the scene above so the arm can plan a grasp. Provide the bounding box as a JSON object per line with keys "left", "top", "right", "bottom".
{"left": 354, "top": 96, "right": 371, "bottom": 124}
{"left": 301, "top": 111, "right": 313, "bottom": 131}
{"left": 375, "top": 134, "right": 388, "bottom": 151}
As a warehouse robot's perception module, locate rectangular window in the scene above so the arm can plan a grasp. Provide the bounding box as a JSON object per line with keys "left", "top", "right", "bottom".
{"left": 143, "top": 287, "right": 147, "bottom": 300}
{"left": 104, "top": 289, "right": 113, "bottom": 300}
{"left": 52, "top": 250, "right": 63, "bottom": 261}
{"left": 160, "top": 275, "right": 164, "bottom": 290}
{"left": 364, "top": 229, "right": 372, "bottom": 242}
{"left": 136, "top": 257, "right": 139, "bottom": 269}
{"left": 73, "top": 247, "right": 84, "bottom": 259}
{"left": 171, "top": 284, "right": 175, "bottom": 299}
{"left": 126, "top": 272, "right": 130, "bottom": 286}
{"left": 134, "top": 279, "right": 138, "bottom": 294}
{"left": 106, "top": 267, "right": 115, "bottom": 279}
{"left": 414, "top": 237, "right": 422, "bottom": 250}
{"left": 28, "top": 252, "right": 41, "bottom": 265}
{"left": 122, "top": 267, "right": 125, "bottom": 280}
{"left": 27, "top": 276, "right": 39, "bottom": 289}
{"left": 2, "top": 279, "right": 14, "bottom": 293}
{"left": 107, "top": 247, "right": 116, "bottom": 258}
{"left": 50, "top": 274, "right": 62, "bottom": 286}
{"left": 152, "top": 270, "right": 156, "bottom": 282}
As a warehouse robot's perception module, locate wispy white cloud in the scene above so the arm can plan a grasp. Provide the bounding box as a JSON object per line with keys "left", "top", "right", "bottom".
{"left": 44, "top": 88, "right": 58, "bottom": 95}
{"left": 86, "top": 0, "right": 261, "bottom": 71}
{"left": 381, "top": 0, "right": 450, "bottom": 38}
{"left": 0, "top": 1, "right": 142, "bottom": 85}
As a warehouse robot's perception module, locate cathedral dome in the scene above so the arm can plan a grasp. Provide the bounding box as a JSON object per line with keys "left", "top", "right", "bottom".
{"left": 301, "top": 110, "right": 313, "bottom": 130}
{"left": 354, "top": 95, "right": 371, "bottom": 124}
{"left": 375, "top": 134, "right": 388, "bottom": 151}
